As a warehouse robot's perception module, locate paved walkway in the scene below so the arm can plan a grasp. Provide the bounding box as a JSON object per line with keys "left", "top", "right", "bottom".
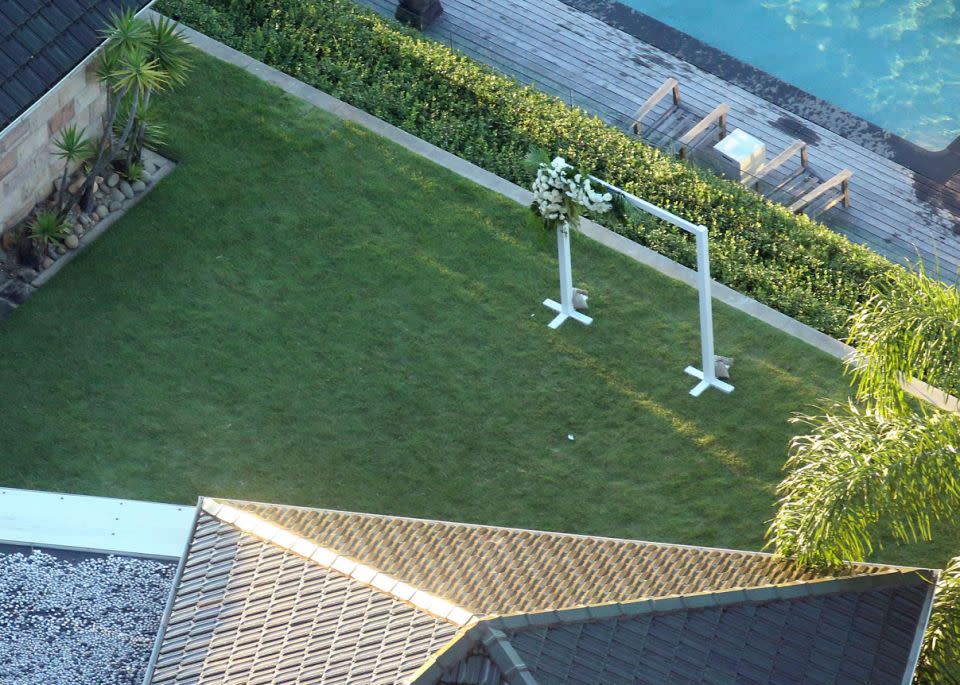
{"left": 0, "top": 487, "right": 195, "bottom": 558}
{"left": 356, "top": 0, "right": 960, "bottom": 282}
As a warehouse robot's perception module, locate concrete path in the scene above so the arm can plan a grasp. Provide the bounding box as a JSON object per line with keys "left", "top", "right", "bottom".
{"left": 0, "top": 487, "right": 195, "bottom": 559}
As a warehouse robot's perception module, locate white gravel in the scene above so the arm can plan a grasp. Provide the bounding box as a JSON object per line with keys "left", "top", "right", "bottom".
{"left": 0, "top": 550, "right": 174, "bottom": 685}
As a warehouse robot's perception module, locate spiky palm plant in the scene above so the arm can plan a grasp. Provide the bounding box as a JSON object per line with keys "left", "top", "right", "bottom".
{"left": 767, "top": 263, "right": 960, "bottom": 683}
{"left": 28, "top": 211, "right": 69, "bottom": 260}
{"left": 51, "top": 126, "right": 94, "bottom": 216}
{"left": 126, "top": 16, "right": 191, "bottom": 167}
{"left": 64, "top": 10, "right": 182, "bottom": 215}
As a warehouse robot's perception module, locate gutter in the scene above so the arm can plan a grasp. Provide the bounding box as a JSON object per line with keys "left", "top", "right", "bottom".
{"left": 0, "top": 0, "right": 158, "bottom": 141}
{"left": 901, "top": 570, "right": 940, "bottom": 685}
{"left": 140, "top": 497, "right": 201, "bottom": 685}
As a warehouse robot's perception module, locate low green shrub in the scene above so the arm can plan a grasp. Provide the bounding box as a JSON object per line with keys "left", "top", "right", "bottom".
{"left": 157, "top": 0, "right": 897, "bottom": 337}
{"left": 159, "top": 0, "right": 236, "bottom": 37}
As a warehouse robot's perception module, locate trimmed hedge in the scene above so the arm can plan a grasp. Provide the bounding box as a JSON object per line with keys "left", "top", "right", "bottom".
{"left": 158, "top": 0, "right": 896, "bottom": 336}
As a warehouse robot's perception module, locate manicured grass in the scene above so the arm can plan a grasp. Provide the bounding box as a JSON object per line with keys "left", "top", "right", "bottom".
{"left": 0, "top": 51, "right": 953, "bottom": 568}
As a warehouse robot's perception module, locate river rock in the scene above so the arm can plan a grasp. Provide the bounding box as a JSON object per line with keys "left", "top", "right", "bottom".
{"left": 96, "top": 205, "right": 108, "bottom": 218}
{"left": 109, "top": 201, "right": 122, "bottom": 212}
{"left": 67, "top": 175, "right": 86, "bottom": 195}
{"left": 41, "top": 257, "right": 53, "bottom": 269}
{"left": 132, "top": 180, "right": 146, "bottom": 193}
{"left": 106, "top": 173, "right": 120, "bottom": 188}
{"left": 119, "top": 181, "right": 134, "bottom": 199}
{"left": 65, "top": 234, "right": 79, "bottom": 249}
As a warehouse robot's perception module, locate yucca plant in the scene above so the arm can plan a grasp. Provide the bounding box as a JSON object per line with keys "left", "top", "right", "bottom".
{"left": 767, "top": 263, "right": 960, "bottom": 683}
{"left": 51, "top": 125, "right": 94, "bottom": 216}
{"left": 124, "top": 161, "right": 145, "bottom": 182}
{"left": 65, "top": 10, "right": 187, "bottom": 215}
{"left": 28, "top": 211, "right": 70, "bottom": 259}
{"left": 114, "top": 97, "right": 167, "bottom": 166}
{"left": 126, "top": 16, "right": 190, "bottom": 167}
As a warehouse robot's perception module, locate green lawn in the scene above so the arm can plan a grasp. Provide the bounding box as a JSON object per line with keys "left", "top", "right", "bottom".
{"left": 1, "top": 51, "right": 953, "bottom": 568}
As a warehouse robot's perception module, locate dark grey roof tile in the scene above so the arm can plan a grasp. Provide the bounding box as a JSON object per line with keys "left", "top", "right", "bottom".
{"left": 0, "top": 0, "right": 150, "bottom": 132}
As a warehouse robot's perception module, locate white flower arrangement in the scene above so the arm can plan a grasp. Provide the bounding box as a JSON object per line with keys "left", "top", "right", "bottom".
{"left": 531, "top": 156, "right": 613, "bottom": 232}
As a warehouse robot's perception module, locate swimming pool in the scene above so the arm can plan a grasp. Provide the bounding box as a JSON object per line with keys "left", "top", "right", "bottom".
{"left": 618, "top": 0, "right": 960, "bottom": 151}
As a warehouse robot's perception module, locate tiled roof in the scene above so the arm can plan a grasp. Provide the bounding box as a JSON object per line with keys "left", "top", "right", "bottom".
{"left": 0, "top": 0, "right": 149, "bottom": 132}
{"left": 418, "top": 576, "right": 930, "bottom": 685}
{"left": 223, "top": 499, "right": 897, "bottom": 616}
{"left": 149, "top": 511, "right": 459, "bottom": 684}
{"left": 146, "top": 498, "right": 937, "bottom": 685}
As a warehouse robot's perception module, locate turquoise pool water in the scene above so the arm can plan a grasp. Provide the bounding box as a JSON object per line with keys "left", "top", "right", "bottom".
{"left": 622, "top": 0, "right": 960, "bottom": 150}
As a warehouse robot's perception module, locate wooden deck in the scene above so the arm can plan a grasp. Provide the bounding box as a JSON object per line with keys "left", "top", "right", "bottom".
{"left": 357, "top": 0, "right": 960, "bottom": 282}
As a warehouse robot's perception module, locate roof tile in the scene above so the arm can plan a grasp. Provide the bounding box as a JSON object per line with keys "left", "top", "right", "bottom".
{"left": 0, "top": 0, "right": 149, "bottom": 132}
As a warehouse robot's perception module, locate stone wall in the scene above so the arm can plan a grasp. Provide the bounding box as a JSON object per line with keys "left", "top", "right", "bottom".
{"left": 0, "top": 59, "right": 107, "bottom": 234}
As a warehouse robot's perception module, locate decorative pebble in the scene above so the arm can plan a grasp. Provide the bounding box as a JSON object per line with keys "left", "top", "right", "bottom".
{"left": 0, "top": 550, "right": 174, "bottom": 685}
{"left": 95, "top": 205, "right": 108, "bottom": 218}
{"left": 65, "top": 235, "right": 79, "bottom": 249}
{"left": 132, "top": 180, "right": 146, "bottom": 193}
{"left": 119, "top": 182, "right": 134, "bottom": 200}
{"left": 106, "top": 173, "right": 120, "bottom": 188}
{"left": 40, "top": 257, "right": 53, "bottom": 269}
{"left": 109, "top": 201, "right": 123, "bottom": 213}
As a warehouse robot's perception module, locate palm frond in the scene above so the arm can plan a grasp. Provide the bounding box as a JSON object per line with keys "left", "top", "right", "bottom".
{"left": 148, "top": 16, "right": 192, "bottom": 86}
{"left": 102, "top": 9, "right": 151, "bottom": 58}
{"left": 767, "top": 402, "right": 960, "bottom": 568}
{"left": 847, "top": 263, "right": 960, "bottom": 414}
{"left": 916, "top": 555, "right": 960, "bottom": 685}
{"left": 52, "top": 126, "right": 94, "bottom": 162}
{"left": 112, "top": 49, "right": 171, "bottom": 96}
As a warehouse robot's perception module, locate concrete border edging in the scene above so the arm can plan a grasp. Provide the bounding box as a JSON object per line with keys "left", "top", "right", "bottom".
{"left": 160, "top": 12, "right": 857, "bottom": 364}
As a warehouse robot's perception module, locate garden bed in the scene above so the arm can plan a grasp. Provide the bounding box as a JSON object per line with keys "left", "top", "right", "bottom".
{"left": 0, "top": 149, "right": 174, "bottom": 321}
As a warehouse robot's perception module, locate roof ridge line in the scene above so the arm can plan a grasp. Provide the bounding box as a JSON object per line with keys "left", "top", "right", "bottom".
{"left": 484, "top": 569, "right": 935, "bottom": 633}
{"left": 215, "top": 497, "right": 930, "bottom": 573}
{"left": 402, "top": 620, "right": 540, "bottom": 685}
{"left": 201, "top": 498, "right": 477, "bottom": 626}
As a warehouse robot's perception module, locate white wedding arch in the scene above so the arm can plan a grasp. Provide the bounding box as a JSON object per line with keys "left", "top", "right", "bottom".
{"left": 543, "top": 174, "right": 733, "bottom": 398}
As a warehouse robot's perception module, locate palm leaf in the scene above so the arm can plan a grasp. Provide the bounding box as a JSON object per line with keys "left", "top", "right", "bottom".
{"left": 148, "top": 16, "right": 192, "bottom": 86}
{"left": 767, "top": 402, "right": 960, "bottom": 568}
{"left": 847, "top": 263, "right": 960, "bottom": 414}
{"left": 917, "top": 555, "right": 960, "bottom": 685}
{"left": 102, "top": 9, "right": 151, "bottom": 58}
{"left": 52, "top": 126, "right": 94, "bottom": 162}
